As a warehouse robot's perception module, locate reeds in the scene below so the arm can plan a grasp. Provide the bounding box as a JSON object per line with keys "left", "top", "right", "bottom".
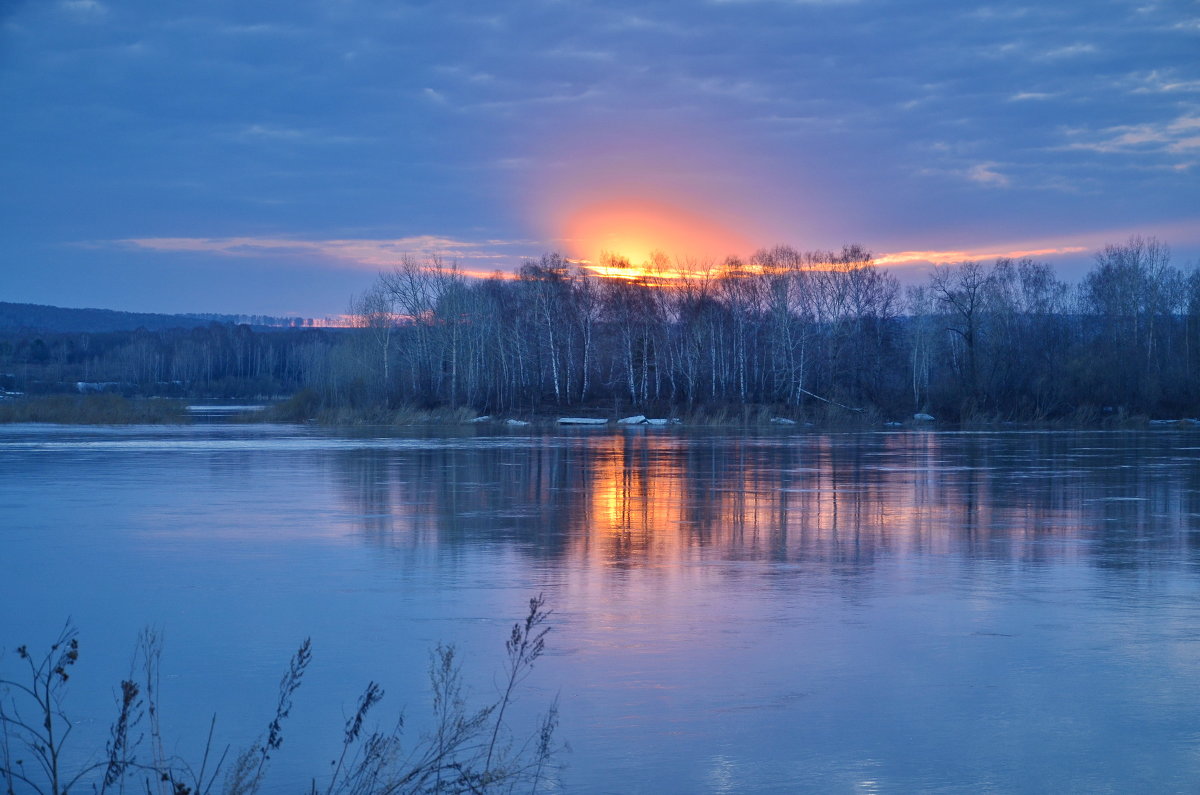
{"left": 0, "top": 597, "right": 561, "bottom": 794}
{"left": 0, "top": 395, "right": 189, "bottom": 424}
{"left": 252, "top": 392, "right": 483, "bottom": 426}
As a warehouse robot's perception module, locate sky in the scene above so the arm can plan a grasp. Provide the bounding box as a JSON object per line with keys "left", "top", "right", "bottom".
{"left": 2, "top": 0, "right": 1198, "bottom": 317}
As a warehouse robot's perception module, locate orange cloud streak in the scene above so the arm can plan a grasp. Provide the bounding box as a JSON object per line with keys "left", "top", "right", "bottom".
{"left": 108, "top": 233, "right": 1100, "bottom": 284}
{"left": 874, "top": 245, "right": 1088, "bottom": 266}
{"left": 113, "top": 236, "right": 530, "bottom": 276}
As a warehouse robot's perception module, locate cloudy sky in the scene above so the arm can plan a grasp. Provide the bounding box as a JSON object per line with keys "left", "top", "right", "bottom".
{"left": 2, "top": 0, "right": 1198, "bottom": 316}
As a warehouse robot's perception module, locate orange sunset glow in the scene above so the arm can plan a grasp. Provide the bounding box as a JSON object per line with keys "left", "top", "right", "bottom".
{"left": 561, "top": 199, "right": 753, "bottom": 278}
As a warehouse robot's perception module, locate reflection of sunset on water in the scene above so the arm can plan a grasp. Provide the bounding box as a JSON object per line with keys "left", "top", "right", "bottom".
{"left": 333, "top": 431, "right": 1189, "bottom": 574}
{"left": 586, "top": 435, "right": 688, "bottom": 565}
{"left": 574, "top": 433, "right": 1012, "bottom": 569}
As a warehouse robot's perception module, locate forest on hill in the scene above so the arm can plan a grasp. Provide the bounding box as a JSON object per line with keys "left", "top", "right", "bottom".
{"left": 0, "top": 301, "right": 320, "bottom": 334}
{"left": 2, "top": 236, "right": 1197, "bottom": 423}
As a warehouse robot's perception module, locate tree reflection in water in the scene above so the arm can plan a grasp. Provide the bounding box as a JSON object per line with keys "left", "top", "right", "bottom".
{"left": 332, "top": 429, "right": 1200, "bottom": 577}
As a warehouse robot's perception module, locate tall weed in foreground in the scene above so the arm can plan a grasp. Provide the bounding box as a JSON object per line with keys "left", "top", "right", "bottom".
{"left": 0, "top": 623, "right": 113, "bottom": 794}
{"left": 0, "top": 597, "right": 562, "bottom": 794}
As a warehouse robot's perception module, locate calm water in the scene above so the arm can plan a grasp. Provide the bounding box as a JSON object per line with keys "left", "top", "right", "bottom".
{"left": 3, "top": 424, "right": 1200, "bottom": 793}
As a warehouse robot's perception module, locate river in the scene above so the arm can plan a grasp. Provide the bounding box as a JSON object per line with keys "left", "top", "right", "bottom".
{"left": 2, "top": 424, "right": 1199, "bottom": 792}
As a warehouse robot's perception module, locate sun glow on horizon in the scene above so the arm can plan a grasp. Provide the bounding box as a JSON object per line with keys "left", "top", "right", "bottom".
{"left": 561, "top": 199, "right": 753, "bottom": 279}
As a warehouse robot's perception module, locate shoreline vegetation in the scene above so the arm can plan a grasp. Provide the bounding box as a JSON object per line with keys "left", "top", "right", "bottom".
{"left": 0, "top": 394, "right": 189, "bottom": 424}
{"left": 0, "top": 391, "right": 1195, "bottom": 429}
{"left": 3, "top": 236, "right": 1200, "bottom": 427}
{"left": 0, "top": 597, "right": 560, "bottom": 795}
{"left": 247, "top": 390, "right": 1200, "bottom": 429}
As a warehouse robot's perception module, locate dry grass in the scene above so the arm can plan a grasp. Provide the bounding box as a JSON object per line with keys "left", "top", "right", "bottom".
{"left": 2, "top": 597, "right": 561, "bottom": 795}
{"left": 251, "top": 391, "right": 484, "bottom": 426}
{"left": 0, "top": 394, "right": 189, "bottom": 424}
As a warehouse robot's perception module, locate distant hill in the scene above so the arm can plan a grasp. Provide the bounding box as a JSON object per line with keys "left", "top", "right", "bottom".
{"left": 0, "top": 302, "right": 318, "bottom": 334}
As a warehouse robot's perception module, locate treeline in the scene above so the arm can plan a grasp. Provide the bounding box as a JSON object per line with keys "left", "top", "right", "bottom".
{"left": 3, "top": 236, "right": 1198, "bottom": 421}
{"left": 335, "top": 236, "right": 1200, "bottom": 420}
{"left": 0, "top": 322, "right": 332, "bottom": 398}
{"left": 0, "top": 301, "right": 321, "bottom": 334}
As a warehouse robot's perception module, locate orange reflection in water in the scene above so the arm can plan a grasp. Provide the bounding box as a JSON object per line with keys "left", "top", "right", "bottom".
{"left": 567, "top": 432, "right": 1093, "bottom": 572}
{"left": 337, "top": 432, "right": 1175, "bottom": 575}
{"left": 586, "top": 436, "right": 689, "bottom": 565}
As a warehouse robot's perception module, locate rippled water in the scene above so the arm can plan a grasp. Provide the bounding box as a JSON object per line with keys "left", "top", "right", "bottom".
{"left": 3, "top": 423, "right": 1200, "bottom": 793}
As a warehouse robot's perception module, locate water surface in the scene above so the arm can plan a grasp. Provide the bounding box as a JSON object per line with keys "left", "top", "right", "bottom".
{"left": 2, "top": 424, "right": 1200, "bottom": 793}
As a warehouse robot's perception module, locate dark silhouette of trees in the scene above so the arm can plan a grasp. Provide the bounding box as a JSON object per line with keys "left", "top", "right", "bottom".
{"left": 3, "top": 235, "right": 1196, "bottom": 422}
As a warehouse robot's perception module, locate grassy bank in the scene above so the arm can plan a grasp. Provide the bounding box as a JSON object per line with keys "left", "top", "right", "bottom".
{"left": 0, "top": 394, "right": 190, "bottom": 424}
{"left": 237, "top": 389, "right": 1197, "bottom": 430}
{"left": 249, "top": 390, "right": 481, "bottom": 425}
{"left": 246, "top": 391, "right": 892, "bottom": 429}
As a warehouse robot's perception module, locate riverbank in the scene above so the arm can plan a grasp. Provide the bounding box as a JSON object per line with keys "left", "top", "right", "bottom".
{"left": 0, "top": 394, "right": 190, "bottom": 424}
{"left": 3, "top": 390, "right": 1194, "bottom": 431}
{"left": 244, "top": 392, "right": 1192, "bottom": 431}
